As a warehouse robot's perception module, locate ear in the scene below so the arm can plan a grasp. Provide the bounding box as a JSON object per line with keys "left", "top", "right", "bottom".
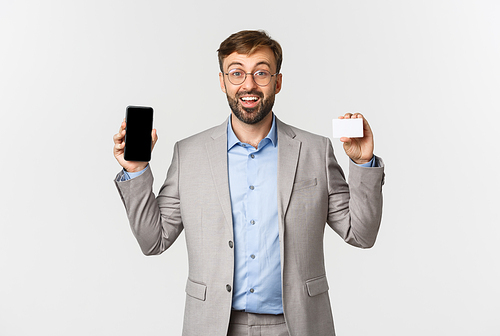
{"left": 219, "top": 72, "right": 226, "bottom": 93}
{"left": 274, "top": 73, "right": 282, "bottom": 94}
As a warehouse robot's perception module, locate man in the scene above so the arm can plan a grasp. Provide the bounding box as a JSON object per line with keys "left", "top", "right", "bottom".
{"left": 113, "top": 30, "right": 384, "bottom": 336}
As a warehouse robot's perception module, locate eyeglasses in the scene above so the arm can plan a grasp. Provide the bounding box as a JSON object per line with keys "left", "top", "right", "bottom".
{"left": 224, "top": 69, "right": 279, "bottom": 87}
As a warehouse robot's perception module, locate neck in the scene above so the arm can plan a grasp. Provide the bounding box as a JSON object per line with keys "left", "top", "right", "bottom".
{"left": 230, "top": 112, "right": 273, "bottom": 149}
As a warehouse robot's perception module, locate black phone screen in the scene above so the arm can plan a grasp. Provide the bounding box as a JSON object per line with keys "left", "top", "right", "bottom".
{"left": 124, "top": 106, "right": 154, "bottom": 162}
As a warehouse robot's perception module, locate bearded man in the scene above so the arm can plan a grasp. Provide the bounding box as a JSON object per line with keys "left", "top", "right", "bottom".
{"left": 113, "top": 30, "right": 385, "bottom": 336}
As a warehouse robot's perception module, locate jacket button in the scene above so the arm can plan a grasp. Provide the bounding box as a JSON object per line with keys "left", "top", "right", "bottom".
{"left": 226, "top": 284, "right": 232, "bottom": 292}
{"left": 228, "top": 241, "right": 233, "bottom": 248}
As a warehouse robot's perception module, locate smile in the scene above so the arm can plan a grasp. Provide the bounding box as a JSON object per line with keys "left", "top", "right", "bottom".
{"left": 239, "top": 96, "right": 261, "bottom": 108}
{"left": 240, "top": 96, "right": 259, "bottom": 101}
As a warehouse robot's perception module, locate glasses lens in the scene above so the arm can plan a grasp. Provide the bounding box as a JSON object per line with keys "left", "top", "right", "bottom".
{"left": 228, "top": 69, "right": 245, "bottom": 85}
{"left": 253, "top": 70, "right": 271, "bottom": 86}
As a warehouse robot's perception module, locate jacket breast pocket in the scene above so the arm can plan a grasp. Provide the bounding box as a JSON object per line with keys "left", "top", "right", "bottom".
{"left": 305, "top": 274, "right": 329, "bottom": 297}
{"left": 185, "top": 278, "right": 207, "bottom": 301}
{"left": 293, "top": 178, "right": 317, "bottom": 192}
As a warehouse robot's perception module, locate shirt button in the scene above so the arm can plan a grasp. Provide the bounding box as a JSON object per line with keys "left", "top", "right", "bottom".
{"left": 250, "top": 254, "right": 255, "bottom": 259}
{"left": 249, "top": 288, "right": 254, "bottom": 293}
{"left": 242, "top": 144, "right": 247, "bottom": 147}
{"left": 228, "top": 241, "right": 233, "bottom": 248}
{"left": 250, "top": 220, "right": 255, "bottom": 225}
{"left": 249, "top": 185, "right": 254, "bottom": 190}
{"left": 226, "top": 284, "right": 232, "bottom": 292}
{"left": 250, "top": 154, "right": 255, "bottom": 159}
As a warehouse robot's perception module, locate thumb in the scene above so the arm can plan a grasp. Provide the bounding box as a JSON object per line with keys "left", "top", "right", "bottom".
{"left": 340, "top": 137, "right": 352, "bottom": 147}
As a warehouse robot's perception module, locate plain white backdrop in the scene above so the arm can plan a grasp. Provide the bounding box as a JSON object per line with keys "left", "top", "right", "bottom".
{"left": 1, "top": 0, "right": 499, "bottom": 335}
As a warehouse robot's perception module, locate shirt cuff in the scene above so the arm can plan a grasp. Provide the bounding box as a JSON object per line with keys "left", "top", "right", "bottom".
{"left": 119, "top": 164, "right": 149, "bottom": 181}
{"left": 352, "top": 156, "right": 377, "bottom": 167}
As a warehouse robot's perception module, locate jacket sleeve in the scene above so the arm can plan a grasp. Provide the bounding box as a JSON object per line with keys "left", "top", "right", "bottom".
{"left": 114, "top": 142, "right": 183, "bottom": 255}
{"left": 325, "top": 138, "right": 385, "bottom": 248}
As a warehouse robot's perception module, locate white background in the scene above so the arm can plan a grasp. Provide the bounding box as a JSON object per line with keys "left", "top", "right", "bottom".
{"left": 1, "top": 0, "right": 499, "bottom": 335}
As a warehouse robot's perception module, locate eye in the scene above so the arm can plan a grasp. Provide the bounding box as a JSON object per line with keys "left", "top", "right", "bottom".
{"left": 229, "top": 69, "right": 244, "bottom": 77}
{"left": 254, "top": 70, "right": 269, "bottom": 77}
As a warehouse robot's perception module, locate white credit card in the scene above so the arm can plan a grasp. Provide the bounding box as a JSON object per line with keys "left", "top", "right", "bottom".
{"left": 332, "top": 118, "right": 364, "bottom": 138}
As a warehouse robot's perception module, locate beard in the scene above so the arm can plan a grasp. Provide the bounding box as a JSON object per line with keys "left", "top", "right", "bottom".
{"left": 226, "top": 90, "right": 275, "bottom": 125}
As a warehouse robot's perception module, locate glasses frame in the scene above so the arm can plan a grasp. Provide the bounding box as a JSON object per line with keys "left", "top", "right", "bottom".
{"left": 224, "top": 69, "right": 279, "bottom": 87}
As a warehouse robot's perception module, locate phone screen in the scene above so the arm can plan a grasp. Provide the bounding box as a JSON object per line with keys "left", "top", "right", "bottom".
{"left": 124, "top": 106, "right": 154, "bottom": 162}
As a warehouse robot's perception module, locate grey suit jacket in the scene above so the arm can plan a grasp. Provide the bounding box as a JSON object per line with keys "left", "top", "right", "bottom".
{"left": 115, "top": 117, "right": 385, "bottom": 336}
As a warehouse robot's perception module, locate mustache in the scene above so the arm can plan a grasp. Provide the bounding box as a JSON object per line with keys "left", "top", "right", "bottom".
{"left": 236, "top": 91, "right": 263, "bottom": 99}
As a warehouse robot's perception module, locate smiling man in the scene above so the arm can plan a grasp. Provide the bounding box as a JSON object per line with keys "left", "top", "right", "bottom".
{"left": 113, "top": 30, "right": 385, "bottom": 336}
{"left": 220, "top": 47, "right": 281, "bottom": 126}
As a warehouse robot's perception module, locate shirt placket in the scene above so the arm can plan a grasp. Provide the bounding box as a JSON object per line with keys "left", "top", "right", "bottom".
{"left": 245, "top": 144, "right": 260, "bottom": 312}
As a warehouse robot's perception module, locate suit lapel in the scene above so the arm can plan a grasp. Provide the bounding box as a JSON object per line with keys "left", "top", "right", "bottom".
{"left": 205, "top": 116, "right": 301, "bottom": 235}
{"left": 206, "top": 118, "right": 233, "bottom": 233}
{"left": 276, "top": 118, "right": 301, "bottom": 234}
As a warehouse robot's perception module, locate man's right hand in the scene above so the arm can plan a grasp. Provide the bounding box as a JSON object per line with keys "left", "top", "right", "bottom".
{"left": 113, "top": 118, "right": 158, "bottom": 173}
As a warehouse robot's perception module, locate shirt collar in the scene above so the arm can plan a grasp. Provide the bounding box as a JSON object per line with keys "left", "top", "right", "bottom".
{"left": 227, "top": 113, "right": 277, "bottom": 151}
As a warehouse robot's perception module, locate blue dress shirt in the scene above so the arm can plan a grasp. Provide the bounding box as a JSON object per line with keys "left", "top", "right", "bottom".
{"left": 227, "top": 115, "right": 282, "bottom": 314}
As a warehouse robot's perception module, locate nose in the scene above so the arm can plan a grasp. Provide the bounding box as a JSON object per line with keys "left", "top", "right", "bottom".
{"left": 241, "top": 73, "right": 258, "bottom": 90}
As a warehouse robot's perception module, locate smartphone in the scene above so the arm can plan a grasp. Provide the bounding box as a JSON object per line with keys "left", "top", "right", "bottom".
{"left": 124, "top": 106, "right": 154, "bottom": 162}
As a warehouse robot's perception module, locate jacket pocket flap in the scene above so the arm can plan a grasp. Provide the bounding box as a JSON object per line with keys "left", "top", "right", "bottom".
{"left": 185, "top": 278, "right": 207, "bottom": 301}
{"left": 305, "top": 275, "right": 329, "bottom": 297}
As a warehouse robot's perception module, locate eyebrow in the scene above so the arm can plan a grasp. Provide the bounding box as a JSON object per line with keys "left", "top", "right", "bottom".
{"left": 226, "top": 62, "right": 243, "bottom": 70}
{"left": 255, "top": 61, "right": 272, "bottom": 69}
{"left": 226, "top": 61, "right": 273, "bottom": 71}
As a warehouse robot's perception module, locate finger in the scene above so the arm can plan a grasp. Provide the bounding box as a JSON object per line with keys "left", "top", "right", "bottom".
{"left": 114, "top": 141, "right": 125, "bottom": 152}
{"left": 114, "top": 120, "right": 127, "bottom": 143}
{"left": 113, "top": 132, "right": 124, "bottom": 144}
{"left": 113, "top": 127, "right": 127, "bottom": 143}
{"left": 343, "top": 113, "right": 353, "bottom": 119}
{"left": 119, "top": 119, "right": 127, "bottom": 133}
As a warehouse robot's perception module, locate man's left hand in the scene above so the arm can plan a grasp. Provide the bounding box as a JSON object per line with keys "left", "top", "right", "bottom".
{"left": 339, "top": 113, "right": 374, "bottom": 164}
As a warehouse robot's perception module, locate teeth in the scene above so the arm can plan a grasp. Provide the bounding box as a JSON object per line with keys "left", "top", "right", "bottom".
{"left": 241, "top": 97, "right": 258, "bottom": 101}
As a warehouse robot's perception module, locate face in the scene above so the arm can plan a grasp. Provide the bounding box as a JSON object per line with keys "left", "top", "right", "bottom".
{"left": 219, "top": 47, "right": 282, "bottom": 125}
